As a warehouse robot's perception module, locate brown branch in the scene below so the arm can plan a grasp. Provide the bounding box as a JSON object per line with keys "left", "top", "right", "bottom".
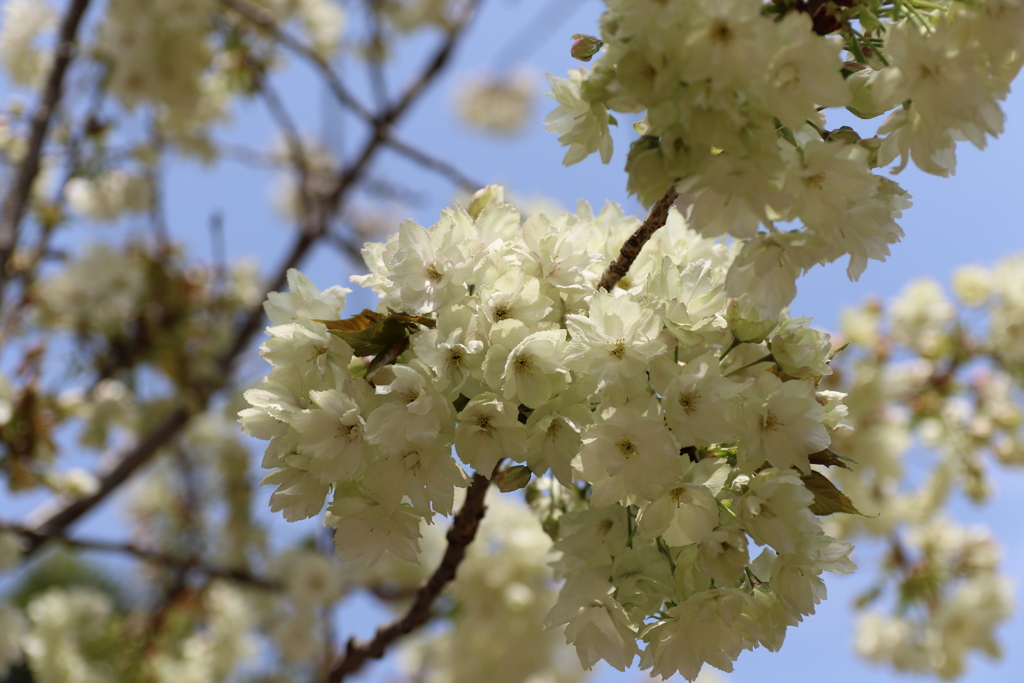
{"left": 0, "top": 0, "right": 94, "bottom": 286}
{"left": 259, "top": 78, "right": 315, "bottom": 231}
{"left": 219, "top": 0, "right": 373, "bottom": 121}
{"left": 24, "top": 0, "right": 484, "bottom": 557}
{"left": 364, "top": 0, "right": 389, "bottom": 111}
{"left": 324, "top": 0, "right": 482, "bottom": 214}
{"left": 326, "top": 466, "right": 495, "bottom": 682}
{"left": 1, "top": 521, "right": 281, "bottom": 591}
{"left": 596, "top": 186, "right": 679, "bottom": 292}
{"left": 221, "top": 0, "right": 483, "bottom": 193}
{"left": 23, "top": 406, "right": 193, "bottom": 556}
{"left": 384, "top": 135, "right": 480, "bottom": 193}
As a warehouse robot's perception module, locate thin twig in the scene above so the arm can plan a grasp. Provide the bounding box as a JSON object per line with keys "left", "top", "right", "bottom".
{"left": 597, "top": 186, "right": 679, "bottom": 292}
{"left": 325, "top": 465, "right": 497, "bottom": 682}
{"left": 0, "top": 522, "right": 281, "bottom": 591}
{"left": 325, "top": 0, "right": 483, "bottom": 213}
{"left": 0, "top": 0, "right": 94, "bottom": 286}
{"left": 215, "top": 142, "right": 287, "bottom": 168}
{"left": 219, "top": 0, "right": 373, "bottom": 120}
{"left": 145, "top": 115, "right": 170, "bottom": 245}
{"left": 365, "top": 0, "right": 389, "bottom": 111}
{"left": 221, "top": 0, "right": 482, "bottom": 192}
{"left": 384, "top": 135, "right": 480, "bottom": 193}
{"left": 23, "top": 406, "right": 194, "bottom": 556}
{"left": 260, "top": 78, "right": 314, "bottom": 231}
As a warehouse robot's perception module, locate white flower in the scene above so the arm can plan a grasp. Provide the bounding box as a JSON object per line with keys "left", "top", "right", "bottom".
{"left": 457, "top": 69, "right": 535, "bottom": 134}
{"left": 640, "top": 588, "right": 758, "bottom": 681}
{"left": 577, "top": 395, "right": 679, "bottom": 507}
{"left": 552, "top": 505, "right": 631, "bottom": 578}
{"left": 768, "top": 317, "right": 833, "bottom": 379}
{"left": 262, "top": 465, "right": 331, "bottom": 522}
{"left": 290, "top": 380, "right": 375, "bottom": 482}
{"left": 0, "top": 0, "right": 55, "bottom": 86}
{"left": 518, "top": 211, "right": 602, "bottom": 292}
{"left": 329, "top": 489, "right": 423, "bottom": 566}
{"left": 737, "top": 373, "right": 830, "bottom": 473}
{"left": 497, "top": 328, "right": 568, "bottom": 409}
{"left": 565, "top": 292, "right": 666, "bottom": 396}
{"left": 364, "top": 365, "right": 452, "bottom": 455}
{"left": 384, "top": 217, "right": 476, "bottom": 313}
{"left": 410, "top": 303, "right": 486, "bottom": 399}
{"left": 675, "top": 153, "right": 786, "bottom": 241}
{"left": 724, "top": 231, "right": 826, "bottom": 318}
{"left": 239, "top": 379, "right": 307, "bottom": 441}
{"left": 645, "top": 259, "right": 727, "bottom": 345}
{"left": 455, "top": 393, "right": 527, "bottom": 474}
{"left": 0, "top": 602, "right": 24, "bottom": 678}
{"left": 697, "top": 526, "right": 750, "bottom": 587}
{"left": 478, "top": 269, "right": 555, "bottom": 329}
{"left": 544, "top": 570, "right": 640, "bottom": 671}
{"left": 951, "top": 264, "right": 993, "bottom": 307}
{"left": 545, "top": 70, "right": 613, "bottom": 165}
{"left": 278, "top": 550, "right": 344, "bottom": 610}
{"left": 363, "top": 441, "right": 468, "bottom": 518}
{"left": 524, "top": 390, "right": 592, "bottom": 486}
{"left": 649, "top": 354, "right": 745, "bottom": 447}
{"left": 738, "top": 469, "right": 820, "bottom": 554}
{"left": 609, "top": 544, "right": 674, "bottom": 614}
{"left": 264, "top": 268, "right": 350, "bottom": 327}
{"left": 638, "top": 457, "right": 731, "bottom": 546}
{"left": 680, "top": 0, "right": 771, "bottom": 90}
{"left": 764, "top": 13, "right": 849, "bottom": 130}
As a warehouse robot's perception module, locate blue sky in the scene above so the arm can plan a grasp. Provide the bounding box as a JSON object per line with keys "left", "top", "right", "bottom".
{"left": 3, "top": 0, "right": 1024, "bottom": 681}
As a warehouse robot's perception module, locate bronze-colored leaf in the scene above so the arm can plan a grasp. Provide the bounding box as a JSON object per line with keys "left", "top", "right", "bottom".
{"left": 365, "top": 336, "right": 410, "bottom": 383}
{"left": 317, "top": 309, "right": 386, "bottom": 333}
{"left": 808, "top": 448, "right": 855, "bottom": 470}
{"left": 801, "top": 470, "right": 864, "bottom": 516}
{"left": 315, "top": 309, "right": 435, "bottom": 356}
{"left": 387, "top": 311, "right": 437, "bottom": 329}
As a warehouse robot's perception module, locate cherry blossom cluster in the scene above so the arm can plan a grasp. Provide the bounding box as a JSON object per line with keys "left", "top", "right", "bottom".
{"left": 547, "top": 0, "right": 1024, "bottom": 316}
{"left": 815, "top": 254, "right": 1024, "bottom": 677}
{"left": 242, "top": 186, "right": 858, "bottom": 679}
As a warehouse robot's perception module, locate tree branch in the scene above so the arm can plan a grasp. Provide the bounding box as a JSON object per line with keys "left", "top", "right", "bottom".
{"left": 1, "top": 521, "right": 281, "bottom": 591}
{"left": 597, "top": 186, "right": 679, "bottom": 292}
{"left": 219, "top": 0, "right": 373, "bottom": 120}
{"left": 0, "top": 0, "right": 94, "bottom": 286}
{"left": 220, "top": 0, "right": 483, "bottom": 193}
{"left": 23, "top": 0, "right": 485, "bottom": 558}
{"left": 384, "top": 135, "right": 481, "bottom": 193}
{"left": 325, "top": 466, "right": 496, "bottom": 682}
{"left": 259, "top": 78, "right": 315, "bottom": 231}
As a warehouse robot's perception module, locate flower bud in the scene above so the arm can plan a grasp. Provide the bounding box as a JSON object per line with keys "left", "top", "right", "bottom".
{"left": 468, "top": 184, "right": 505, "bottom": 219}
{"left": 725, "top": 297, "right": 776, "bottom": 343}
{"left": 570, "top": 34, "right": 603, "bottom": 62}
{"left": 495, "top": 464, "right": 533, "bottom": 492}
{"left": 768, "top": 317, "right": 833, "bottom": 379}
{"left": 846, "top": 66, "right": 888, "bottom": 119}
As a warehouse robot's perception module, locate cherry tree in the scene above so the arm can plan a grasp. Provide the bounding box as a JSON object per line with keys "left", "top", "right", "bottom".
{"left": 0, "top": 1, "right": 1022, "bottom": 682}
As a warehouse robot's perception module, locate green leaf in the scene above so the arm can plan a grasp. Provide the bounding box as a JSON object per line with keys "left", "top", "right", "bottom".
{"left": 801, "top": 470, "right": 864, "bottom": 516}
{"left": 808, "top": 448, "right": 856, "bottom": 470}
